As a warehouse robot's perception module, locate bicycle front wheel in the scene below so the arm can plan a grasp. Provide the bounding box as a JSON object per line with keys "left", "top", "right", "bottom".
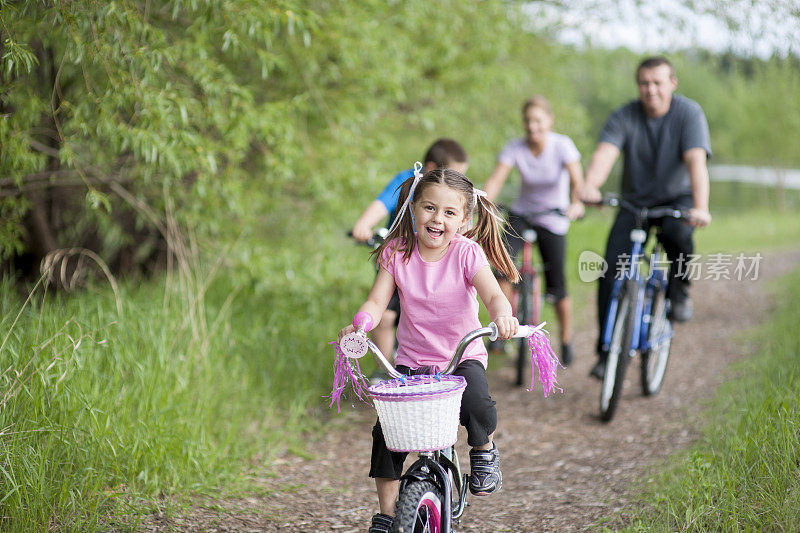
{"left": 641, "top": 286, "right": 672, "bottom": 396}
{"left": 600, "top": 290, "right": 634, "bottom": 422}
{"left": 392, "top": 480, "right": 443, "bottom": 533}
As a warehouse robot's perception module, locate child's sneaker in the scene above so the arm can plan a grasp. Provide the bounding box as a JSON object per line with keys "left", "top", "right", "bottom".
{"left": 468, "top": 444, "right": 502, "bottom": 495}
{"left": 368, "top": 512, "right": 393, "bottom": 533}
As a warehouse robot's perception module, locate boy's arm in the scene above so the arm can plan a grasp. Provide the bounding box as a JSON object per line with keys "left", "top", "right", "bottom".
{"left": 352, "top": 200, "right": 389, "bottom": 242}
{"left": 338, "top": 266, "right": 395, "bottom": 340}
{"left": 472, "top": 265, "right": 518, "bottom": 339}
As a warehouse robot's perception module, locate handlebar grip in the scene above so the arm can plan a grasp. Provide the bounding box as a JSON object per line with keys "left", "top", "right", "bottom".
{"left": 353, "top": 311, "right": 374, "bottom": 332}
{"left": 486, "top": 321, "right": 546, "bottom": 340}
{"left": 514, "top": 323, "right": 545, "bottom": 338}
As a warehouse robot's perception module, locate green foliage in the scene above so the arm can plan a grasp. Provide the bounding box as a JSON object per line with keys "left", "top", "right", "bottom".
{"left": 675, "top": 54, "right": 800, "bottom": 167}
{"left": 1, "top": 38, "right": 38, "bottom": 78}
{"left": 1, "top": 0, "right": 317, "bottom": 259}
{"left": 619, "top": 269, "right": 800, "bottom": 532}
{"left": 3, "top": 0, "right": 800, "bottom": 268}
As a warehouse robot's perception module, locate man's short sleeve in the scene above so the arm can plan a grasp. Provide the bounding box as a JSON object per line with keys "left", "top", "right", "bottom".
{"left": 680, "top": 100, "right": 712, "bottom": 158}
{"left": 598, "top": 106, "right": 629, "bottom": 149}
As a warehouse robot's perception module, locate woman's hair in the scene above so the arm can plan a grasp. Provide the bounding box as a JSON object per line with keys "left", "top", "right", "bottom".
{"left": 371, "top": 168, "right": 520, "bottom": 283}
{"left": 521, "top": 94, "right": 553, "bottom": 118}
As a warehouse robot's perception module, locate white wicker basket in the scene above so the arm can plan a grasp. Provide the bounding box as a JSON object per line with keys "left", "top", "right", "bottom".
{"left": 368, "top": 374, "right": 467, "bottom": 452}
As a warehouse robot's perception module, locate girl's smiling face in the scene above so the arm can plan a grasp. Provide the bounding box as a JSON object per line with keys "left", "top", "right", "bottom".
{"left": 411, "top": 183, "right": 469, "bottom": 261}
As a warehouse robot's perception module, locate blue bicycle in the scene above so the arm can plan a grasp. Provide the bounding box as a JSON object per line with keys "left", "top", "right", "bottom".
{"left": 594, "top": 194, "right": 688, "bottom": 422}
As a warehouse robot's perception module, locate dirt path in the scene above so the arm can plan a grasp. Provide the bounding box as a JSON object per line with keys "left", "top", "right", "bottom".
{"left": 145, "top": 249, "right": 800, "bottom": 532}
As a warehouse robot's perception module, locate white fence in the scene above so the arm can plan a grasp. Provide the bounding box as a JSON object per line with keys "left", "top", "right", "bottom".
{"left": 710, "top": 165, "right": 800, "bottom": 190}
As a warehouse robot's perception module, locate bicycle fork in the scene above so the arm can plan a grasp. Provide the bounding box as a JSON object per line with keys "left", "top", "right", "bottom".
{"left": 602, "top": 230, "right": 647, "bottom": 357}
{"left": 399, "top": 451, "right": 467, "bottom": 532}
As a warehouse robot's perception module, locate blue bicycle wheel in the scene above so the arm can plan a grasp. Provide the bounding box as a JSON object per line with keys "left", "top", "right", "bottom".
{"left": 641, "top": 285, "right": 672, "bottom": 395}
{"left": 600, "top": 289, "right": 634, "bottom": 422}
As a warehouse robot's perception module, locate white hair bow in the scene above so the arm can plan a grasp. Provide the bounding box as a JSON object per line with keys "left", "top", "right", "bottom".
{"left": 471, "top": 187, "right": 504, "bottom": 226}
{"left": 385, "top": 161, "right": 423, "bottom": 237}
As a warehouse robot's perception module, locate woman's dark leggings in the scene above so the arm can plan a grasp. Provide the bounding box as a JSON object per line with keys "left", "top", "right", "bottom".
{"left": 505, "top": 212, "right": 568, "bottom": 302}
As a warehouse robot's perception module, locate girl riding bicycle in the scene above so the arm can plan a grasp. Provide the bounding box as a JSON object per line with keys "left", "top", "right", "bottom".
{"left": 338, "top": 167, "right": 520, "bottom": 533}
{"left": 483, "top": 95, "right": 585, "bottom": 366}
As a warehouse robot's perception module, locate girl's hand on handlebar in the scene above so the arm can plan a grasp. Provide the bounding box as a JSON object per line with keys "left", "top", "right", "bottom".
{"left": 494, "top": 315, "right": 519, "bottom": 340}
{"left": 338, "top": 324, "right": 356, "bottom": 342}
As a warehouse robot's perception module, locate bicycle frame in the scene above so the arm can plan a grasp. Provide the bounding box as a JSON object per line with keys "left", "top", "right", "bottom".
{"left": 601, "top": 230, "right": 645, "bottom": 355}
{"left": 600, "top": 199, "right": 683, "bottom": 355}
{"left": 518, "top": 228, "right": 541, "bottom": 324}
{"left": 504, "top": 208, "right": 565, "bottom": 386}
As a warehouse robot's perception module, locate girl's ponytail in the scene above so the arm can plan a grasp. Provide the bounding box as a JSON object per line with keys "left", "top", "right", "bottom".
{"left": 465, "top": 196, "right": 520, "bottom": 283}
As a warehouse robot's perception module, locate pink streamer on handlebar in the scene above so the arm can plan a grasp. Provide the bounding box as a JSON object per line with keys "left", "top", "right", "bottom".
{"left": 328, "top": 341, "right": 372, "bottom": 412}
{"left": 527, "top": 328, "right": 563, "bottom": 397}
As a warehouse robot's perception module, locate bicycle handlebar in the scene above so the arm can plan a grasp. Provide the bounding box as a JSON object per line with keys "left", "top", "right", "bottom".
{"left": 586, "top": 193, "right": 689, "bottom": 222}
{"left": 349, "top": 321, "right": 545, "bottom": 378}
{"left": 347, "top": 227, "right": 389, "bottom": 249}
{"left": 496, "top": 205, "right": 568, "bottom": 224}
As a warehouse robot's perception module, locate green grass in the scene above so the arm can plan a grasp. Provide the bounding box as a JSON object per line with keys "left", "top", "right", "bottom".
{"left": 613, "top": 269, "right": 800, "bottom": 532}
{"left": 0, "top": 185, "right": 798, "bottom": 531}
{"left": 0, "top": 225, "right": 380, "bottom": 531}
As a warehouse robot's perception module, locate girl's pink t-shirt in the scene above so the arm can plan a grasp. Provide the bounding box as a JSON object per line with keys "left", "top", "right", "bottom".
{"left": 381, "top": 233, "right": 489, "bottom": 372}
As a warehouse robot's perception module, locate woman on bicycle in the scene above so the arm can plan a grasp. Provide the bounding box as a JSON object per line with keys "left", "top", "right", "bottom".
{"left": 483, "top": 95, "right": 585, "bottom": 366}
{"left": 338, "top": 167, "right": 519, "bottom": 533}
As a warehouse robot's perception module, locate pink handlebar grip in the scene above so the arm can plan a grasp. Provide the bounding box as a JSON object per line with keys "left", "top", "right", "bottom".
{"left": 353, "top": 311, "right": 374, "bottom": 332}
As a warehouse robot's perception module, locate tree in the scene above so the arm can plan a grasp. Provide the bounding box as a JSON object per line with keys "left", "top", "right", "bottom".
{"left": 1, "top": 0, "right": 315, "bottom": 273}
{"left": 1, "top": 0, "right": 525, "bottom": 279}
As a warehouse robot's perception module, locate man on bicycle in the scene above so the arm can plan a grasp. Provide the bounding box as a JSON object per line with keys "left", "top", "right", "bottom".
{"left": 580, "top": 56, "right": 712, "bottom": 380}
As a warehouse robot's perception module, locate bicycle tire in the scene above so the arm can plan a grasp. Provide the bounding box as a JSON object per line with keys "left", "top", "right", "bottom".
{"left": 515, "top": 272, "right": 535, "bottom": 386}
{"left": 641, "top": 285, "right": 672, "bottom": 396}
{"left": 600, "top": 289, "right": 634, "bottom": 422}
{"left": 391, "top": 480, "right": 443, "bottom": 533}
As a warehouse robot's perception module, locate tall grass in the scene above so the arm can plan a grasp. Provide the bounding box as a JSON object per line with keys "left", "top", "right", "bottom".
{"left": 616, "top": 270, "right": 800, "bottom": 532}
{"left": 0, "top": 231, "right": 373, "bottom": 530}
